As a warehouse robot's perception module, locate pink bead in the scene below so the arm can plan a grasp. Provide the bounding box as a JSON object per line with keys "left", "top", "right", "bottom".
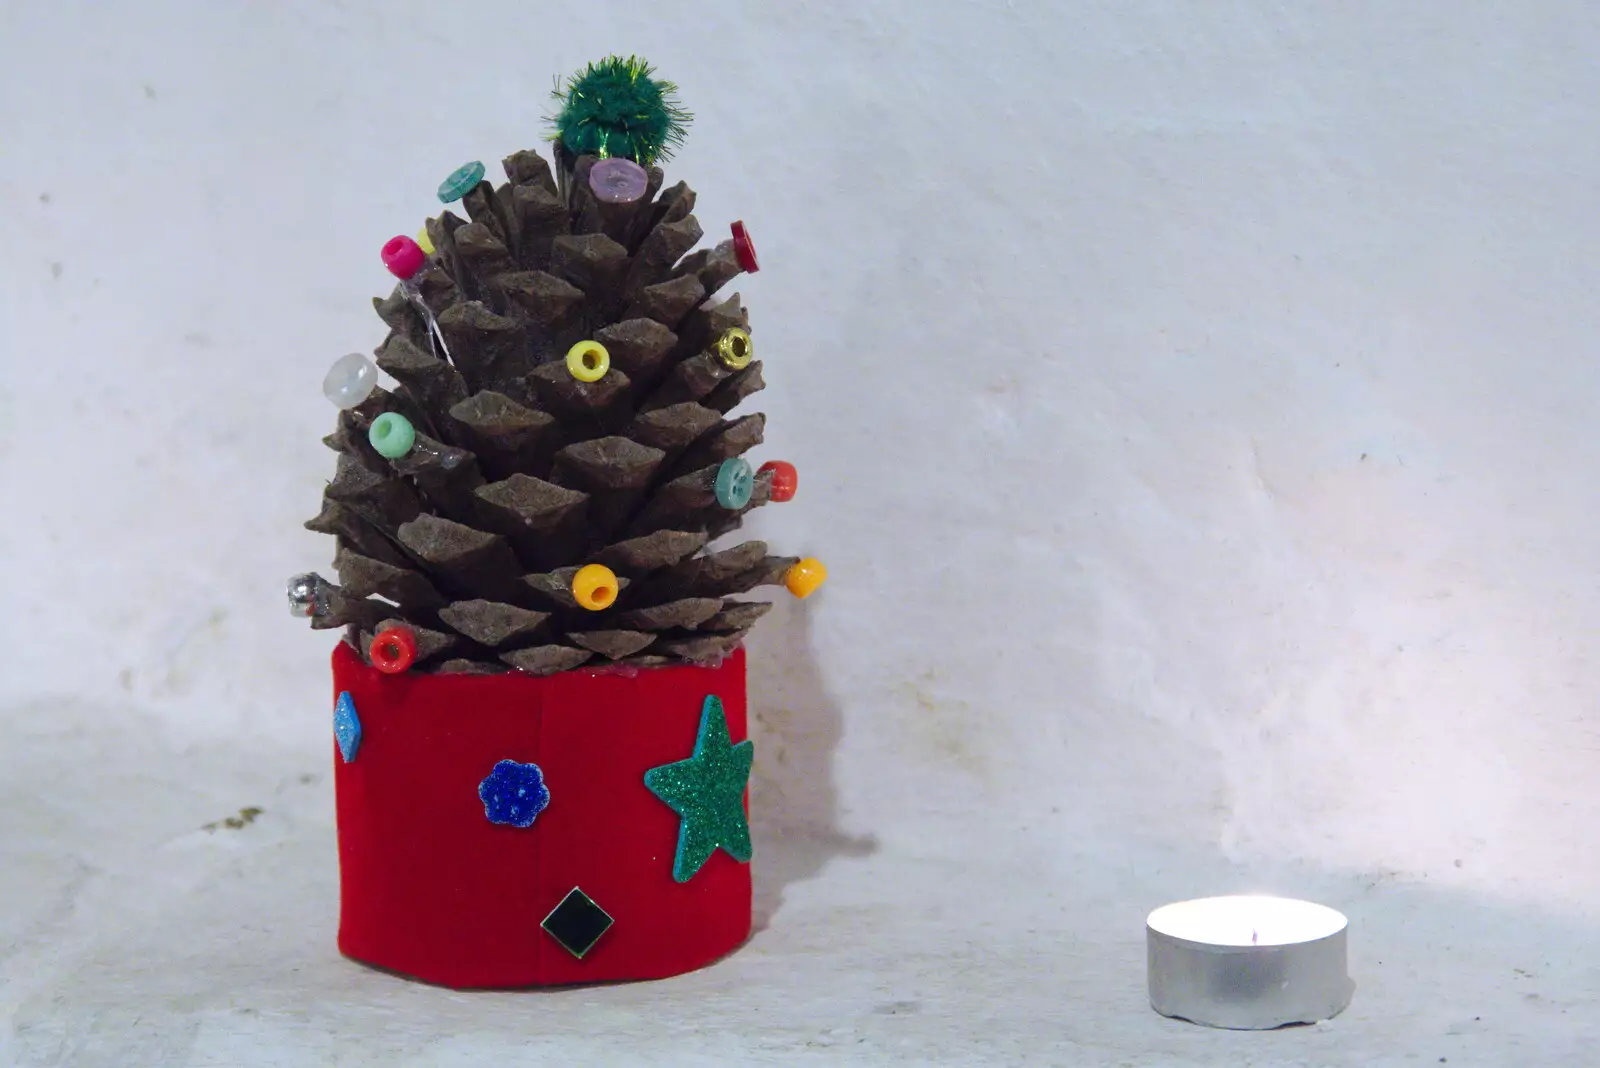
{"left": 382, "top": 235, "right": 426, "bottom": 280}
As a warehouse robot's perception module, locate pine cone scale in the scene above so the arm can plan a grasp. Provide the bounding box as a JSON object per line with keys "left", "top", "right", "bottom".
{"left": 499, "top": 645, "right": 594, "bottom": 675}
{"left": 568, "top": 629, "right": 656, "bottom": 660}
{"left": 438, "top": 599, "right": 550, "bottom": 647}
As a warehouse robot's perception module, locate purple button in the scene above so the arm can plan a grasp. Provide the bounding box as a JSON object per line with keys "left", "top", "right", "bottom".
{"left": 589, "top": 157, "right": 650, "bottom": 204}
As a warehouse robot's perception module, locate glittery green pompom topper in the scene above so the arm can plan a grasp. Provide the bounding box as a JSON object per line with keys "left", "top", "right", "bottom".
{"left": 550, "top": 55, "right": 691, "bottom": 167}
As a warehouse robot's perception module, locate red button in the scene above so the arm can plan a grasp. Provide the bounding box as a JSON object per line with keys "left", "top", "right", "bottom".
{"left": 730, "top": 220, "right": 759, "bottom": 273}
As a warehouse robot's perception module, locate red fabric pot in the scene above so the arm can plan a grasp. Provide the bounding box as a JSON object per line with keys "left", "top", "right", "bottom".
{"left": 331, "top": 641, "right": 752, "bottom": 988}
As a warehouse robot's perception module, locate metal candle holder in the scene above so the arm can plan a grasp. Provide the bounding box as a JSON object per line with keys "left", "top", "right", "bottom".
{"left": 1147, "top": 895, "right": 1354, "bottom": 1030}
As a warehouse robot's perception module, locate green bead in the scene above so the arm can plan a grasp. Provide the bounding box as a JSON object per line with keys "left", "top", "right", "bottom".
{"left": 368, "top": 412, "right": 415, "bottom": 459}
{"left": 714, "top": 457, "right": 754, "bottom": 510}
{"left": 438, "top": 160, "right": 486, "bottom": 203}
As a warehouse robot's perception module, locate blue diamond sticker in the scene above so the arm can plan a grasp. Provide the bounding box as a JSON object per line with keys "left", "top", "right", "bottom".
{"left": 478, "top": 759, "right": 550, "bottom": 828}
{"left": 333, "top": 691, "right": 361, "bottom": 763}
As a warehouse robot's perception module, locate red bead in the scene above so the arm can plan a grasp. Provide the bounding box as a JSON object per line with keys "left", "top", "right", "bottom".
{"left": 371, "top": 626, "right": 417, "bottom": 674}
{"left": 730, "top": 220, "right": 759, "bottom": 273}
{"left": 759, "top": 460, "right": 797, "bottom": 502}
{"left": 382, "top": 235, "right": 426, "bottom": 281}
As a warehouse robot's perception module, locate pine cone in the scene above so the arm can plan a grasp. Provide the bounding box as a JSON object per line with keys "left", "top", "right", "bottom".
{"left": 302, "top": 146, "right": 796, "bottom": 675}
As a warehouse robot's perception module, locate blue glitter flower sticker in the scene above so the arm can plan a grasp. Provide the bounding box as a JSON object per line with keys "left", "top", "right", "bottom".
{"left": 478, "top": 759, "right": 550, "bottom": 828}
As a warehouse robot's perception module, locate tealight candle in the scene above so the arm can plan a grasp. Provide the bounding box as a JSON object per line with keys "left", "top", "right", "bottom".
{"left": 1146, "top": 895, "right": 1353, "bottom": 1029}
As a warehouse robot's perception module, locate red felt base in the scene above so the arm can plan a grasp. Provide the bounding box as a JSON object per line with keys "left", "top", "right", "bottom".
{"left": 331, "top": 641, "right": 752, "bottom": 988}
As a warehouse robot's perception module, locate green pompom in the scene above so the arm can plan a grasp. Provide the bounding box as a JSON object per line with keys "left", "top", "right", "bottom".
{"left": 550, "top": 55, "right": 691, "bottom": 167}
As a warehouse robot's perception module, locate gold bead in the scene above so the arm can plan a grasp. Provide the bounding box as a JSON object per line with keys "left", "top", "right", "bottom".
{"left": 714, "top": 327, "right": 753, "bottom": 370}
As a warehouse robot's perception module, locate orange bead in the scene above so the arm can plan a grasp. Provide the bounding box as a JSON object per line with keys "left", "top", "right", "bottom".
{"left": 572, "top": 563, "right": 619, "bottom": 611}
{"left": 784, "top": 557, "right": 827, "bottom": 599}
{"left": 759, "top": 460, "right": 798, "bottom": 502}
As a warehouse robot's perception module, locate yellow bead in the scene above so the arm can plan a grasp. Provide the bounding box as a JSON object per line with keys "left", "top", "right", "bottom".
{"left": 714, "top": 327, "right": 753, "bottom": 370}
{"left": 416, "top": 226, "right": 435, "bottom": 255}
{"left": 572, "top": 563, "right": 618, "bottom": 610}
{"left": 566, "top": 340, "right": 611, "bottom": 383}
{"left": 784, "top": 557, "right": 827, "bottom": 599}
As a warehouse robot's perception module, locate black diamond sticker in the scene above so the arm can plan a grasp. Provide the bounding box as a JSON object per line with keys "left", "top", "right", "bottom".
{"left": 541, "top": 886, "right": 614, "bottom": 959}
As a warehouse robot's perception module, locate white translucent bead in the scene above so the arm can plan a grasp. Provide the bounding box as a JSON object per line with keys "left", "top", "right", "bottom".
{"left": 323, "top": 352, "right": 378, "bottom": 409}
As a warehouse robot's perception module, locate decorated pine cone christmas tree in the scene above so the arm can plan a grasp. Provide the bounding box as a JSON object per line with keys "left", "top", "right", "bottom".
{"left": 290, "top": 56, "right": 824, "bottom": 676}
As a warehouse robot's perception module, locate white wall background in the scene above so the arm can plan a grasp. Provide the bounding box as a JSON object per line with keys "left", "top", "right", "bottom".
{"left": 5, "top": 2, "right": 1600, "bottom": 1064}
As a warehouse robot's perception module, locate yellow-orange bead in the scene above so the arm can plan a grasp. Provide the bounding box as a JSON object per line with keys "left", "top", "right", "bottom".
{"left": 416, "top": 226, "right": 435, "bottom": 255}
{"left": 566, "top": 339, "right": 611, "bottom": 383}
{"left": 784, "top": 557, "right": 828, "bottom": 599}
{"left": 572, "top": 563, "right": 618, "bottom": 610}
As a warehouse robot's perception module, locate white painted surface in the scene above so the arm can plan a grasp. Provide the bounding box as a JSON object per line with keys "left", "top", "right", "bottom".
{"left": 4, "top": 1, "right": 1599, "bottom": 1063}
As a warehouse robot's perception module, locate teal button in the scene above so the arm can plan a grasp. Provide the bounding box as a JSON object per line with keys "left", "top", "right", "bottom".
{"left": 438, "top": 160, "right": 486, "bottom": 203}
{"left": 714, "top": 457, "right": 754, "bottom": 510}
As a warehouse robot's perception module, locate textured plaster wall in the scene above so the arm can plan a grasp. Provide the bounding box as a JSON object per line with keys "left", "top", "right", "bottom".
{"left": 5, "top": 1, "right": 1600, "bottom": 1062}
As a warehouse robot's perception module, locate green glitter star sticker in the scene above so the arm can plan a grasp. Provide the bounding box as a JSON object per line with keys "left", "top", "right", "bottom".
{"left": 643, "top": 695, "right": 754, "bottom": 883}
